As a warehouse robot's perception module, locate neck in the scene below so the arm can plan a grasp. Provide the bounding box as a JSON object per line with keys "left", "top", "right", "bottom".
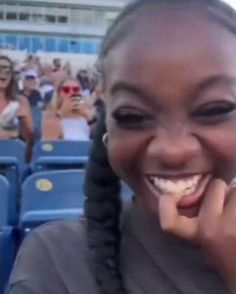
{"left": 24, "top": 89, "right": 31, "bottom": 95}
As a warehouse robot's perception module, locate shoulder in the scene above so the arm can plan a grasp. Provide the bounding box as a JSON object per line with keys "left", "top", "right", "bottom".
{"left": 9, "top": 220, "right": 97, "bottom": 294}
{"left": 43, "top": 109, "right": 56, "bottom": 119}
{"left": 17, "top": 95, "right": 28, "bottom": 104}
{"left": 32, "top": 218, "right": 87, "bottom": 246}
{"left": 10, "top": 219, "right": 88, "bottom": 276}
{"left": 42, "top": 110, "right": 59, "bottom": 129}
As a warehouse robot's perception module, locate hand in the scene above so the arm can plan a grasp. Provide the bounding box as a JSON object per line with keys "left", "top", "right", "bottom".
{"left": 58, "top": 98, "right": 80, "bottom": 117}
{"left": 158, "top": 179, "right": 236, "bottom": 292}
{"left": 72, "top": 101, "right": 95, "bottom": 121}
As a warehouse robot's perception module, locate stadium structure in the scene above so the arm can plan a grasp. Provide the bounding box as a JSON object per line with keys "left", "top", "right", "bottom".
{"left": 0, "top": 0, "right": 128, "bottom": 65}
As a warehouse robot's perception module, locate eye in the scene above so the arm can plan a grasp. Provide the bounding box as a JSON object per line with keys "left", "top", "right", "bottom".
{"left": 112, "top": 107, "right": 154, "bottom": 129}
{"left": 192, "top": 101, "right": 236, "bottom": 123}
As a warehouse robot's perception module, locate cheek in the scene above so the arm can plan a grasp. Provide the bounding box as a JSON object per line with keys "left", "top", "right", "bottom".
{"left": 197, "top": 123, "right": 236, "bottom": 181}
{"left": 6, "top": 78, "right": 11, "bottom": 85}
{"left": 107, "top": 123, "right": 149, "bottom": 187}
{"left": 60, "top": 92, "right": 68, "bottom": 100}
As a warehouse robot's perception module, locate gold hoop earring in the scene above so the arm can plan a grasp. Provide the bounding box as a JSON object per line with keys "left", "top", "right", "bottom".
{"left": 102, "top": 133, "right": 109, "bottom": 147}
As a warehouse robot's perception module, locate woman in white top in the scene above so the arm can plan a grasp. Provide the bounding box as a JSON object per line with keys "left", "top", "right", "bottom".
{"left": 41, "top": 77, "right": 95, "bottom": 141}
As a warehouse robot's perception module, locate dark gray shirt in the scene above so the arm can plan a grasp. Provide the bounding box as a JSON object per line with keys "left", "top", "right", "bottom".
{"left": 8, "top": 203, "right": 231, "bottom": 294}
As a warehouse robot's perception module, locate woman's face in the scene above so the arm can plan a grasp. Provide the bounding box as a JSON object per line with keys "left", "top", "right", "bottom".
{"left": 59, "top": 79, "right": 80, "bottom": 101}
{"left": 0, "top": 58, "right": 12, "bottom": 91}
{"left": 104, "top": 7, "right": 236, "bottom": 217}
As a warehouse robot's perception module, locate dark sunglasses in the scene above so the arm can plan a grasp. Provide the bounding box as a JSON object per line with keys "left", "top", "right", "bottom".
{"left": 61, "top": 86, "right": 80, "bottom": 95}
{"left": 0, "top": 65, "right": 12, "bottom": 76}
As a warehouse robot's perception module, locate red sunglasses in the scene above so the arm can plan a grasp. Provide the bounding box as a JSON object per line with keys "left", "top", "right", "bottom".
{"left": 61, "top": 86, "right": 80, "bottom": 95}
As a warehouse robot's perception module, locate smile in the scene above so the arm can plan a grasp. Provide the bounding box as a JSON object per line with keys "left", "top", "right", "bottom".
{"left": 146, "top": 173, "right": 212, "bottom": 207}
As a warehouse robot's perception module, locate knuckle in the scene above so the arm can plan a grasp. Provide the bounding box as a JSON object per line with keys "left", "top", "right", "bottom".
{"left": 160, "top": 220, "right": 175, "bottom": 234}
{"left": 223, "top": 224, "right": 236, "bottom": 240}
{"left": 198, "top": 225, "right": 218, "bottom": 246}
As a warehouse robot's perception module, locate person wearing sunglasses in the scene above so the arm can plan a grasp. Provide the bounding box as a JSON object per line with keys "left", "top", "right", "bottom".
{"left": 41, "top": 77, "right": 95, "bottom": 141}
{"left": 0, "top": 55, "right": 33, "bottom": 160}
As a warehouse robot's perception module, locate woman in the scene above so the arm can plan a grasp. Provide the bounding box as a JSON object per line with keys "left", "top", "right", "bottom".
{"left": 0, "top": 55, "right": 34, "bottom": 159}
{"left": 41, "top": 77, "right": 95, "bottom": 141}
{"left": 8, "top": 0, "right": 236, "bottom": 293}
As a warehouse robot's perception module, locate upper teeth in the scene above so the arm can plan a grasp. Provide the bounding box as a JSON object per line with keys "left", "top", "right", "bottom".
{"left": 148, "top": 175, "right": 202, "bottom": 197}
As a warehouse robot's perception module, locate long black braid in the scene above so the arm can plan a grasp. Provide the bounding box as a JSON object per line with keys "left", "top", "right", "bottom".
{"left": 84, "top": 1, "right": 236, "bottom": 294}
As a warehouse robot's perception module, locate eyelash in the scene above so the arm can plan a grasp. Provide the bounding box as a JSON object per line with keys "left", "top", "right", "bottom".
{"left": 112, "top": 108, "right": 153, "bottom": 129}
{"left": 112, "top": 101, "right": 236, "bottom": 129}
{"left": 192, "top": 101, "right": 236, "bottom": 123}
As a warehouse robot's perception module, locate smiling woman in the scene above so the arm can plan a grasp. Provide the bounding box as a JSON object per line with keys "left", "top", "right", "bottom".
{"left": 8, "top": 0, "right": 236, "bottom": 294}
{"left": 0, "top": 56, "right": 33, "bottom": 159}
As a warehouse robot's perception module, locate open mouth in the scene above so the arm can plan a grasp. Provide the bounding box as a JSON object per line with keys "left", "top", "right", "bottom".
{"left": 146, "top": 173, "right": 212, "bottom": 208}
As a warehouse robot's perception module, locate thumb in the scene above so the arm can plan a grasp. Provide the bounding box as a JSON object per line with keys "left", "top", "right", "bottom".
{"left": 158, "top": 196, "right": 198, "bottom": 241}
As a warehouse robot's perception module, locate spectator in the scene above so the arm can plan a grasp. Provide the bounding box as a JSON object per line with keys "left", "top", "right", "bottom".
{"left": 21, "top": 71, "right": 43, "bottom": 108}
{"left": 51, "top": 58, "right": 69, "bottom": 88}
{"left": 39, "top": 64, "right": 55, "bottom": 108}
{"left": 0, "top": 55, "right": 34, "bottom": 159}
{"left": 76, "top": 69, "right": 90, "bottom": 93}
{"left": 20, "top": 54, "right": 41, "bottom": 80}
{"left": 42, "top": 77, "right": 95, "bottom": 141}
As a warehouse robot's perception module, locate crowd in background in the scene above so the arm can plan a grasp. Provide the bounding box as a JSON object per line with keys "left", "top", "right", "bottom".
{"left": 0, "top": 53, "right": 104, "bottom": 160}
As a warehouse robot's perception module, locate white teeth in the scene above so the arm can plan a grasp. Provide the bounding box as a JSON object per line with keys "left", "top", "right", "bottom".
{"left": 149, "top": 175, "right": 202, "bottom": 198}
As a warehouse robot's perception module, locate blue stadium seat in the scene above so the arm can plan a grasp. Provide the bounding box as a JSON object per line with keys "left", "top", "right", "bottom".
{"left": 0, "top": 175, "right": 15, "bottom": 293}
{"left": 0, "top": 175, "right": 10, "bottom": 227}
{"left": 0, "top": 227, "right": 15, "bottom": 294}
{"left": 20, "top": 170, "right": 85, "bottom": 233}
{"left": 32, "top": 140, "right": 92, "bottom": 172}
{"left": 0, "top": 140, "right": 26, "bottom": 225}
{"left": 121, "top": 182, "right": 133, "bottom": 202}
{"left": 31, "top": 106, "right": 42, "bottom": 143}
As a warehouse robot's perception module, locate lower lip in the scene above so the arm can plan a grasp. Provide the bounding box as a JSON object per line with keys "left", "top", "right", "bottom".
{"left": 147, "top": 174, "right": 212, "bottom": 209}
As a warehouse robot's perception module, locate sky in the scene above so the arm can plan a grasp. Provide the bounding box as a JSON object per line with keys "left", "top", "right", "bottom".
{"left": 224, "top": 0, "right": 236, "bottom": 9}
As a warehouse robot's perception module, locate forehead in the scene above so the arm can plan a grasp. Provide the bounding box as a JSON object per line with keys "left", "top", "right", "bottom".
{"left": 104, "top": 6, "right": 236, "bottom": 96}
{"left": 0, "top": 58, "right": 11, "bottom": 67}
{"left": 62, "top": 80, "right": 78, "bottom": 86}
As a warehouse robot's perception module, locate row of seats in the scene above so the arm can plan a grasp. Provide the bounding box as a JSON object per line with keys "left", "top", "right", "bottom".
{"left": 0, "top": 139, "right": 133, "bottom": 293}
{"left": 0, "top": 169, "right": 86, "bottom": 294}
{"left": 0, "top": 139, "right": 92, "bottom": 225}
{"left": 0, "top": 169, "right": 132, "bottom": 294}
{"left": 0, "top": 139, "right": 91, "bottom": 293}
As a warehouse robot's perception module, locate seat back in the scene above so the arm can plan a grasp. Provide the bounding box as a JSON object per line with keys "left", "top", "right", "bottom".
{"left": 21, "top": 170, "right": 85, "bottom": 230}
{"left": 121, "top": 182, "right": 133, "bottom": 201}
{"left": 32, "top": 140, "right": 92, "bottom": 171}
{"left": 0, "top": 227, "right": 15, "bottom": 294}
{"left": 0, "top": 140, "right": 26, "bottom": 225}
{"left": 31, "top": 107, "right": 42, "bottom": 143}
{"left": 0, "top": 139, "right": 25, "bottom": 166}
{"left": 0, "top": 175, "right": 10, "bottom": 227}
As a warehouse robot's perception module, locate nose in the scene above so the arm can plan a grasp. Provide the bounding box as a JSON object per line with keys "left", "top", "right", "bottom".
{"left": 147, "top": 128, "right": 201, "bottom": 171}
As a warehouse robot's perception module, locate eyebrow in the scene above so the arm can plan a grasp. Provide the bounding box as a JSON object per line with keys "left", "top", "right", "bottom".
{"left": 110, "top": 81, "right": 154, "bottom": 103}
{"left": 110, "top": 74, "right": 236, "bottom": 102}
{"left": 195, "top": 74, "right": 236, "bottom": 95}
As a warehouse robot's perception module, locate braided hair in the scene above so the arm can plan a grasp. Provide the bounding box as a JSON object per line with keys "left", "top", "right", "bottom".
{"left": 84, "top": 1, "right": 236, "bottom": 294}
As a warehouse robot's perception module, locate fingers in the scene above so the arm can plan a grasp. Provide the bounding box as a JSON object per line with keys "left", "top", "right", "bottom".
{"left": 158, "top": 179, "right": 227, "bottom": 241}
{"left": 72, "top": 102, "right": 82, "bottom": 109}
{"left": 222, "top": 185, "right": 236, "bottom": 219}
{"left": 199, "top": 179, "right": 226, "bottom": 223}
{"left": 158, "top": 196, "right": 198, "bottom": 240}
